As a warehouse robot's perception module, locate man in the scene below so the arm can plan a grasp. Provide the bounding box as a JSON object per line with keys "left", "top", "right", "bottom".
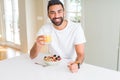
{"left": 30, "top": 0, "right": 86, "bottom": 73}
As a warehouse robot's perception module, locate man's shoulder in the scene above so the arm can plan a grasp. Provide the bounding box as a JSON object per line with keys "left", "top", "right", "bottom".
{"left": 40, "top": 22, "right": 52, "bottom": 30}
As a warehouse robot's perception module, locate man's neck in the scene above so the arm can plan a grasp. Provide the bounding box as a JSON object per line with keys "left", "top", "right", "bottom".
{"left": 53, "top": 20, "right": 68, "bottom": 30}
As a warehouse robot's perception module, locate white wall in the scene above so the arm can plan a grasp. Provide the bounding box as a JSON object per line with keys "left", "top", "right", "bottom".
{"left": 25, "top": 0, "right": 38, "bottom": 52}
{"left": 82, "top": 0, "right": 120, "bottom": 70}
{"left": 18, "top": 0, "right": 28, "bottom": 53}
{"left": 118, "top": 2, "right": 120, "bottom": 71}
{"left": 18, "top": 0, "right": 45, "bottom": 53}
{"left": 119, "top": 35, "right": 120, "bottom": 71}
{"left": 0, "top": 1, "right": 2, "bottom": 41}
{"left": 26, "top": 0, "right": 45, "bottom": 52}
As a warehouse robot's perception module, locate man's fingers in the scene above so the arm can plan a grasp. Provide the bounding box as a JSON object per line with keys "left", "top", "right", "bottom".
{"left": 36, "top": 35, "right": 46, "bottom": 45}
{"left": 68, "top": 62, "right": 79, "bottom": 73}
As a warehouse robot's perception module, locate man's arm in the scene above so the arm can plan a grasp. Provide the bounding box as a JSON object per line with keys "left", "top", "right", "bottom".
{"left": 75, "top": 43, "right": 85, "bottom": 64}
{"left": 30, "top": 35, "right": 45, "bottom": 59}
{"left": 68, "top": 43, "right": 85, "bottom": 73}
{"left": 30, "top": 43, "right": 41, "bottom": 59}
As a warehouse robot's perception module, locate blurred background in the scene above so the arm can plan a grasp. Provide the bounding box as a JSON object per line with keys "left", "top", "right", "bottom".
{"left": 0, "top": 0, "right": 120, "bottom": 71}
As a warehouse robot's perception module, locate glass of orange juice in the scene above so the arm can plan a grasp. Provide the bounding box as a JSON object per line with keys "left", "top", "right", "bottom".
{"left": 44, "top": 34, "right": 52, "bottom": 54}
{"left": 44, "top": 35, "right": 52, "bottom": 44}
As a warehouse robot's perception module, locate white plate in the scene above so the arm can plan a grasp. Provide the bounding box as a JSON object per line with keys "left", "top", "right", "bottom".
{"left": 44, "top": 60, "right": 61, "bottom": 66}
{"left": 43, "top": 54, "right": 62, "bottom": 66}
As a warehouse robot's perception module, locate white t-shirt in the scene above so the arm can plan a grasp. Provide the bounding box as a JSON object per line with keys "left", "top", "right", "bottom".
{"left": 37, "top": 20, "right": 86, "bottom": 60}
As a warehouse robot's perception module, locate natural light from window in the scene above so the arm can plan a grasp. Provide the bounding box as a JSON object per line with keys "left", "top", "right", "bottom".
{"left": 60, "top": 0, "right": 81, "bottom": 23}
{"left": 4, "top": 0, "right": 20, "bottom": 45}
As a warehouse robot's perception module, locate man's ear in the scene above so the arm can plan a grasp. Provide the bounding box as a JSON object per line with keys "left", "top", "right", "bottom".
{"left": 48, "top": 13, "right": 50, "bottom": 19}
{"left": 63, "top": 10, "right": 66, "bottom": 17}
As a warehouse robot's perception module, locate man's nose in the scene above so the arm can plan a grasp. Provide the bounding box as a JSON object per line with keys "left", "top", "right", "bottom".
{"left": 54, "top": 12, "right": 59, "bottom": 18}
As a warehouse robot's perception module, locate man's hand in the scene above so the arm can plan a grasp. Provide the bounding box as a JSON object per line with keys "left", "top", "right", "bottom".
{"left": 36, "top": 35, "right": 46, "bottom": 46}
{"left": 30, "top": 35, "right": 46, "bottom": 59}
{"left": 68, "top": 62, "right": 79, "bottom": 73}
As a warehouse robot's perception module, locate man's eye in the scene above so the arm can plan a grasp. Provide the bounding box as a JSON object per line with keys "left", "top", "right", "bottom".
{"left": 58, "top": 11, "right": 61, "bottom": 13}
{"left": 58, "top": 10, "right": 63, "bottom": 13}
{"left": 49, "top": 10, "right": 63, "bottom": 14}
{"left": 50, "top": 12, "right": 55, "bottom": 14}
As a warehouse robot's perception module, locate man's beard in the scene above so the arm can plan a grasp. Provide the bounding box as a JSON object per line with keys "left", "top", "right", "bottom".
{"left": 51, "top": 17, "right": 64, "bottom": 26}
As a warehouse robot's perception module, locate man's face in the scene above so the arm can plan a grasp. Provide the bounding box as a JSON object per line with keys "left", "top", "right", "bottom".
{"left": 48, "top": 4, "right": 64, "bottom": 26}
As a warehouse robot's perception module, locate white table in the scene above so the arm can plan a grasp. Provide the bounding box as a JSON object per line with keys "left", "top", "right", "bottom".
{"left": 0, "top": 54, "right": 120, "bottom": 80}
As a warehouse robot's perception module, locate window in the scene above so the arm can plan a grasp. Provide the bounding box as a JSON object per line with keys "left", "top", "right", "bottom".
{"left": 3, "top": 0, "right": 20, "bottom": 44}
{"left": 60, "top": 0, "right": 81, "bottom": 23}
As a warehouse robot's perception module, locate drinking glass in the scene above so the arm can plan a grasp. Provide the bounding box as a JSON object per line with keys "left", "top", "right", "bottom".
{"left": 44, "top": 34, "right": 52, "bottom": 54}
{"left": 44, "top": 35, "right": 52, "bottom": 44}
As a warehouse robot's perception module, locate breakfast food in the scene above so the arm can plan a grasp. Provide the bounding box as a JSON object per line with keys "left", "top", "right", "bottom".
{"left": 44, "top": 54, "right": 61, "bottom": 62}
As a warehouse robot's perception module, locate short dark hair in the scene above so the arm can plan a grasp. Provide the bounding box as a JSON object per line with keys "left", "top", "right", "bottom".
{"left": 47, "top": 0, "right": 64, "bottom": 12}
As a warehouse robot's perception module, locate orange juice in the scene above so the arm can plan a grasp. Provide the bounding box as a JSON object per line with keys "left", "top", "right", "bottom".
{"left": 45, "top": 35, "right": 51, "bottom": 44}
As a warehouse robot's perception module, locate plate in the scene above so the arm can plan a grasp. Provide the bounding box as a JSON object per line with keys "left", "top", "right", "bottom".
{"left": 43, "top": 54, "right": 62, "bottom": 66}
{"left": 44, "top": 60, "right": 61, "bottom": 66}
